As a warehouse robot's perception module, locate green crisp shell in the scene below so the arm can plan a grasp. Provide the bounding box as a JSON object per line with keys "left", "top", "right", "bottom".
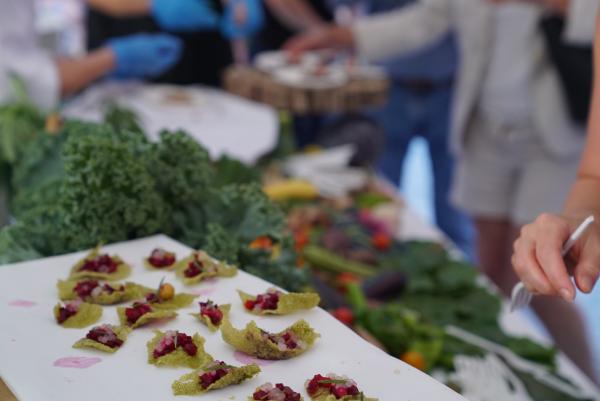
{"left": 248, "top": 385, "right": 305, "bottom": 401}
{"left": 69, "top": 247, "right": 131, "bottom": 281}
{"left": 172, "top": 364, "right": 261, "bottom": 396}
{"left": 221, "top": 319, "right": 320, "bottom": 360}
{"left": 54, "top": 302, "right": 103, "bottom": 328}
{"left": 309, "top": 393, "right": 378, "bottom": 401}
{"left": 149, "top": 293, "right": 197, "bottom": 310}
{"left": 143, "top": 258, "right": 177, "bottom": 271}
{"left": 57, "top": 280, "right": 149, "bottom": 305}
{"left": 72, "top": 325, "right": 131, "bottom": 353}
{"left": 191, "top": 304, "right": 231, "bottom": 332}
{"left": 175, "top": 251, "right": 237, "bottom": 285}
{"left": 117, "top": 306, "right": 177, "bottom": 329}
{"left": 147, "top": 331, "right": 213, "bottom": 368}
{"left": 238, "top": 290, "right": 320, "bottom": 315}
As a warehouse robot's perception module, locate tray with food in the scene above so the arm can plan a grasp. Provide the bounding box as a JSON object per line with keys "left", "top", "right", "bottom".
{"left": 0, "top": 235, "right": 466, "bottom": 401}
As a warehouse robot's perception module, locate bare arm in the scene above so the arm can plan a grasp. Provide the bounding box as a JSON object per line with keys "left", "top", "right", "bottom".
{"left": 264, "top": 0, "right": 327, "bottom": 32}
{"left": 511, "top": 13, "right": 600, "bottom": 300}
{"left": 564, "top": 14, "right": 600, "bottom": 217}
{"left": 56, "top": 47, "right": 116, "bottom": 97}
{"left": 85, "top": 0, "right": 151, "bottom": 17}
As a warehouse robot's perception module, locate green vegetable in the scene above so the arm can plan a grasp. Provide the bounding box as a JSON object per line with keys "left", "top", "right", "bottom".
{"left": 304, "top": 245, "right": 376, "bottom": 277}
{"left": 0, "top": 105, "right": 307, "bottom": 292}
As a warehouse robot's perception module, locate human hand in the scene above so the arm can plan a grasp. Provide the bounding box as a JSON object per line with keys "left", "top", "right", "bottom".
{"left": 220, "top": 0, "right": 264, "bottom": 39}
{"left": 283, "top": 25, "right": 355, "bottom": 62}
{"left": 512, "top": 213, "right": 600, "bottom": 302}
{"left": 151, "top": 0, "right": 219, "bottom": 32}
{"left": 108, "top": 33, "right": 183, "bottom": 79}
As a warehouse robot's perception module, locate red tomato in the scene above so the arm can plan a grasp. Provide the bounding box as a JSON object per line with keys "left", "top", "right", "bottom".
{"left": 371, "top": 232, "right": 392, "bottom": 251}
{"left": 331, "top": 307, "right": 354, "bottom": 326}
{"left": 249, "top": 236, "right": 273, "bottom": 250}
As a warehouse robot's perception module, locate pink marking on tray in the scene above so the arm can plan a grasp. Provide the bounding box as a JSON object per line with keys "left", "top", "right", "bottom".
{"left": 53, "top": 357, "right": 102, "bottom": 369}
{"left": 190, "top": 286, "right": 216, "bottom": 297}
{"left": 233, "top": 351, "right": 276, "bottom": 366}
{"left": 8, "top": 300, "right": 36, "bottom": 307}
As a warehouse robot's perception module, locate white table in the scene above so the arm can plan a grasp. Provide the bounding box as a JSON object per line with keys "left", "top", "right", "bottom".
{"left": 0, "top": 235, "right": 466, "bottom": 401}
{"left": 63, "top": 82, "right": 279, "bottom": 164}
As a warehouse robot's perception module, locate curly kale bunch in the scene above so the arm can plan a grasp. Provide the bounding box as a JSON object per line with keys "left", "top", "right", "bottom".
{"left": 56, "top": 128, "right": 170, "bottom": 251}
{"left": 0, "top": 107, "right": 307, "bottom": 291}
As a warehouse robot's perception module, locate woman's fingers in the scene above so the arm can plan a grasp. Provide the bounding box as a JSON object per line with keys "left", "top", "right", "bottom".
{"left": 512, "top": 237, "right": 555, "bottom": 295}
{"left": 532, "top": 214, "right": 576, "bottom": 301}
{"left": 573, "top": 232, "right": 600, "bottom": 293}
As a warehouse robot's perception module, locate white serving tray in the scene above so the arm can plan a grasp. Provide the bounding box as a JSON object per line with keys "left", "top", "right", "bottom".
{"left": 0, "top": 235, "right": 466, "bottom": 401}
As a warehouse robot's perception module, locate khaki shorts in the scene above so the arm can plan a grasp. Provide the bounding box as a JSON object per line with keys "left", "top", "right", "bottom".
{"left": 451, "top": 115, "right": 581, "bottom": 225}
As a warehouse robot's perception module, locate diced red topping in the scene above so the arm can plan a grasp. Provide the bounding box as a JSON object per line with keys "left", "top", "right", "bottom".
{"left": 199, "top": 301, "right": 224, "bottom": 326}
{"left": 86, "top": 325, "right": 123, "bottom": 348}
{"left": 145, "top": 292, "right": 161, "bottom": 303}
{"left": 244, "top": 289, "right": 281, "bottom": 312}
{"left": 74, "top": 280, "right": 123, "bottom": 300}
{"left": 306, "top": 374, "right": 360, "bottom": 399}
{"left": 56, "top": 301, "right": 79, "bottom": 324}
{"left": 148, "top": 248, "right": 176, "bottom": 268}
{"left": 265, "top": 330, "right": 302, "bottom": 351}
{"left": 74, "top": 280, "right": 99, "bottom": 298}
{"left": 253, "top": 383, "right": 301, "bottom": 401}
{"left": 79, "top": 254, "right": 119, "bottom": 274}
{"left": 184, "top": 259, "right": 204, "bottom": 278}
{"left": 124, "top": 302, "right": 152, "bottom": 325}
{"left": 152, "top": 331, "right": 197, "bottom": 359}
{"left": 199, "top": 361, "right": 231, "bottom": 389}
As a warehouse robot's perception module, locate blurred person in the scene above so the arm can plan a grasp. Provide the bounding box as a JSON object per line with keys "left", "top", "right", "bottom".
{"left": 0, "top": 0, "right": 183, "bottom": 109}
{"left": 257, "top": 0, "right": 334, "bottom": 148}
{"left": 285, "top": 0, "right": 598, "bottom": 379}
{"left": 512, "top": 16, "right": 600, "bottom": 313}
{"left": 258, "top": 0, "right": 333, "bottom": 52}
{"left": 352, "top": 0, "right": 474, "bottom": 257}
{"left": 86, "top": 0, "right": 264, "bottom": 86}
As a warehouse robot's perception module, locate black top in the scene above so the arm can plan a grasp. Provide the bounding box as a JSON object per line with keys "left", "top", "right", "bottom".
{"left": 86, "top": 1, "right": 232, "bottom": 87}
{"left": 257, "top": 0, "right": 333, "bottom": 51}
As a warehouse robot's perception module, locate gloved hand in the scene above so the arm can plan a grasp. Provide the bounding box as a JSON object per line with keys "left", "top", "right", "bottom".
{"left": 221, "top": 0, "right": 264, "bottom": 39}
{"left": 151, "top": 0, "right": 219, "bottom": 32}
{"left": 108, "top": 33, "right": 183, "bottom": 79}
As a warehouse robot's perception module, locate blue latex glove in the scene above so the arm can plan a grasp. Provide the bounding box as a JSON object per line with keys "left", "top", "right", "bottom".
{"left": 221, "top": 0, "right": 264, "bottom": 39}
{"left": 151, "top": 0, "right": 219, "bottom": 32}
{"left": 108, "top": 33, "right": 182, "bottom": 79}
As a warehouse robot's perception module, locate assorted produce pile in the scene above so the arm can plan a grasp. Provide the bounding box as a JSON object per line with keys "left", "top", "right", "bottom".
{"left": 0, "top": 102, "right": 592, "bottom": 400}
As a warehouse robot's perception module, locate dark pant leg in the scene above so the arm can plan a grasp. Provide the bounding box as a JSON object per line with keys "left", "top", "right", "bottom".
{"left": 373, "top": 83, "right": 419, "bottom": 186}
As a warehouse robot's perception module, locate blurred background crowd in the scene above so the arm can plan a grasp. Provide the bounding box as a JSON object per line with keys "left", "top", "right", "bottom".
{"left": 1, "top": 0, "right": 599, "bottom": 384}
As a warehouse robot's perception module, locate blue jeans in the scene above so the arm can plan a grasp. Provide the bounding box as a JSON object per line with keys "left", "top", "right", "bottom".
{"left": 374, "top": 82, "right": 474, "bottom": 259}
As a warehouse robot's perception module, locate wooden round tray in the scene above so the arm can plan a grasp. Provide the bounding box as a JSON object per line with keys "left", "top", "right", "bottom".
{"left": 223, "top": 65, "right": 390, "bottom": 114}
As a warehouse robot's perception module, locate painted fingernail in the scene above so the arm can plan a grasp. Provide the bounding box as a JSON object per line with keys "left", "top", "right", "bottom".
{"left": 559, "top": 289, "right": 573, "bottom": 302}
{"left": 579, "top": 275, "right": 594, "bottom": 293}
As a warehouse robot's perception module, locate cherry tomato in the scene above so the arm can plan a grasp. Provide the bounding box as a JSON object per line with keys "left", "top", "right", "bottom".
{"left": 371, "top": 232, "right": 392, "bottom": 251}
{"left": 331, "top": 307, "right": 354, "bottom": 326}
{"left": 249, "top": 236, "right": 273, "bottom": 250}
{"left": 294, "top": 229, "right": 310, "bottom": 251}
{"left": 336, "top": 272, "right": 360, "bottom": 292}
{"left": 158, "top": 283, "right": 175, "bottom": 301}
{"left": 400, "top": 350, "right": 427, "bottom": 371}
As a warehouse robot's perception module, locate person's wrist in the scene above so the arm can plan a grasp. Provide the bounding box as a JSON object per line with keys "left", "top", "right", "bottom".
{"left": 331, "top": 26, "right": 355, "bottom": 49}
{"left": 98, "top": 46, "right": 118, "bottom": 73}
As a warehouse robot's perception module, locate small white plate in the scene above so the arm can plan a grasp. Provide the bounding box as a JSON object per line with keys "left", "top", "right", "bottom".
{"left": 254, "top": 50, "right": 321, "bottom": 73}
{"left": 273, "top": 65, "right": 348, "bottom": 89}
